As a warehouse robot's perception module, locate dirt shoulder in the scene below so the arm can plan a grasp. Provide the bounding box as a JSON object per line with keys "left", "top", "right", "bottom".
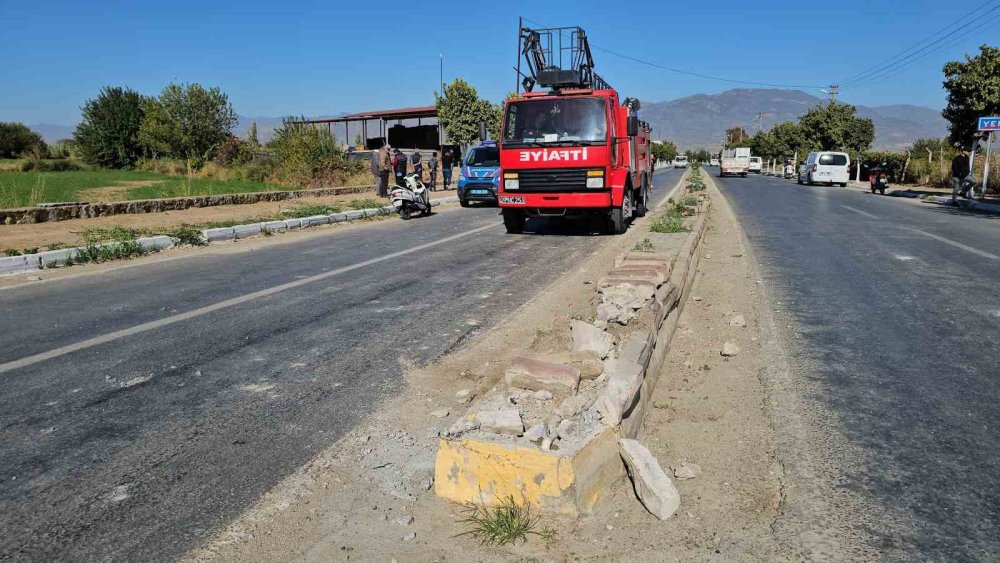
{"left": 0, "top": 188, "right": 458, "bottom": 253}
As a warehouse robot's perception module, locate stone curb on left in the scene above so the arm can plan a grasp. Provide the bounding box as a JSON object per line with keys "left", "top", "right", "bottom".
{"left": 0, "top": 197, "right": 458, "bottom": 276}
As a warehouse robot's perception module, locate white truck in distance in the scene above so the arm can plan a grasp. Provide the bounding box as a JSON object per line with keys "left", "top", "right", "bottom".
{"left": 748, "top": 156, "right": 763, "bottom": 174}
{"left": 720, "top": 148, "right": 750, "bottom": 177}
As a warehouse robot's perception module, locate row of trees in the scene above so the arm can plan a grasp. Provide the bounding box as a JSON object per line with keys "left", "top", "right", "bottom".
{"left": 74, "top": 84, "right": 238, "bottom": 169}
{"left": 731, "top": 101, "right": 876, "bottom": 164}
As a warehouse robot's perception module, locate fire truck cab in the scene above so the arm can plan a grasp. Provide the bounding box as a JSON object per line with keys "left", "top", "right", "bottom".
{"left": 498, "top": 26, "right": 652, "bottom": 235}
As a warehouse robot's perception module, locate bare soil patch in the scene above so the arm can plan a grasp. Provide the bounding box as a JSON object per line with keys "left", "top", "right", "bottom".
{"left": 77, "top": 181, "right": 163, "bottom": 202}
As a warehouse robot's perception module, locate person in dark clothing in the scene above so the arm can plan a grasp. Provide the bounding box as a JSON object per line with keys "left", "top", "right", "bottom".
{"left": 376, "top": 145, "right": 391, "bottom": 197}
{"left": 393, "top": 148, "right": 407, "bottom": 187}
{"left": 441, "top": 149, "right": 454, "bottom": 189}
{"left": 428, "top": 152, "right": 439, "bottom": 191}
{"left": 952, "top": 148, "right": 971, "bottom": 200}
{"left": 411, "top": 152, "right": 423, "bottom": 183}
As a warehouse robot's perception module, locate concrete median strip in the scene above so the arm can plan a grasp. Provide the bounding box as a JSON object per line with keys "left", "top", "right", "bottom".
{"left": 0, "top": 196, "right": 460, "bottom": 277}
{"left": 434, "top": 178, "right": 711, "bottom": 516}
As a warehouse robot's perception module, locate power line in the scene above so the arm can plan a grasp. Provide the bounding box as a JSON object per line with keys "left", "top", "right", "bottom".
{"left": 520, "top": 16, "right": 824, "bottom": 90}
{"left": 840, "top": 0, "right": 1000, "bottom": 87}
{"left": 842, "top": 10, "right": 1000, "bottom": 90}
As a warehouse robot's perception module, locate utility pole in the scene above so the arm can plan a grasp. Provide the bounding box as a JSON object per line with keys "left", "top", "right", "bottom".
{"left": 754, "top": 113, "right": 765, "bottom": 133}
{"left": 827, "top": 85, "right": 839, "bottom": 103}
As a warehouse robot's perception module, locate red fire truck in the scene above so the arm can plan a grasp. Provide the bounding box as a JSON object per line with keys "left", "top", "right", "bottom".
{"left": 498, "top": 25, "right": 652, "bottom": 235}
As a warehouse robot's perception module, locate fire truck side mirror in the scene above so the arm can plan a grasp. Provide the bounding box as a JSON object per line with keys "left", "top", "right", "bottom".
{"left": 627, "top": 115, "right": 639, "bottom": 137}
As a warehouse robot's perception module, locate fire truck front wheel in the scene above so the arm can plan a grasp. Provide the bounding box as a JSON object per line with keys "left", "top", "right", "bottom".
{"left": 502, "top": 209, "right": 525, "bottom": 234}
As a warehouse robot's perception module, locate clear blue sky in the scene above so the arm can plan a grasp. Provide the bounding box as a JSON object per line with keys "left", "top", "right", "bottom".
{"left": 3, "top": 0, "right": 996, "bottom": 125}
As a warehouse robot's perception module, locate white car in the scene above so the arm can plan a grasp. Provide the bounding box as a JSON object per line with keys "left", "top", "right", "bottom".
{"left": 748, "top": 156, "right": 763, "bottom": 174}
{"left": 709, "top": 158, "right": 719, "bottom": 167}
{"left": 672, "top": 156, "right": 689, "bottom": 168}
{"left": 798, "top": 151, "right": 850, "bottom": 186}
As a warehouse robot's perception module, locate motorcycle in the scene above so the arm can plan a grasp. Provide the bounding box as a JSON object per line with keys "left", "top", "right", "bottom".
{"left": 390, "top": 173, "right": 432, "bottom": 220}
{"left": 870, "top": 163, "right": 889, "bottom": 195}
{"left": 782, "top": 164, "right": 795, "bottom": 179}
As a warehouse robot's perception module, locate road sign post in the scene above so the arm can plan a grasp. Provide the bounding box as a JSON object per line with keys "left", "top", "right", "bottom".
{"left": 978, "top": 117, "right": 999, "bottom": 201}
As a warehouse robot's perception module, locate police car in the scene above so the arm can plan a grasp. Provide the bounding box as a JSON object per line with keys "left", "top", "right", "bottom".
{"left": 457, "top": 141, "right": 500, "bottom": 207}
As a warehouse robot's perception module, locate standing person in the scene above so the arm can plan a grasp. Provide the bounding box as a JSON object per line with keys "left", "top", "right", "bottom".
{"left": 377, "top": 144, "right": 391, "bottom": 197}
{"left": 370, "top": 148, "right": 382, "bottom": 196}
{"left": 411, "top": 152, "right": 423, "bottom": 184}
{"left": 441, "top": 148, "right": 454, "bottom": 190}
{"left": 428, "top": 152, "right": 439, "bottom": 191}
{"left": 393, "top": 148, "right": 407, "bottom": 187}
{"left": 952, "top": 147, "right": 971, "bottom": 201}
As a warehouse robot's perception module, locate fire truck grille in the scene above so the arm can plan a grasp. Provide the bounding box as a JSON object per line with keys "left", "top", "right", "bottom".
{"left": 514, "top": 168, "right": 592, "bottom": 192}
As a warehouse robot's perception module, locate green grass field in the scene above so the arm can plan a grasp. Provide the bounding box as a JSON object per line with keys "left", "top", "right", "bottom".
{"left": 0, "top": 169, "right": 287, "bottom": 209}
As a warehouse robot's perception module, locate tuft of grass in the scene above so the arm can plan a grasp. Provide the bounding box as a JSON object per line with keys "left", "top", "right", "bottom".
{"left": 280, "top": 203, "right": 342, "bottom": 218}
{"left": 650, "top": 215, "right": 689, "bottom": 233}
{"left": 681, "top": 195, "right": 699, "bottom": 207}
{"left": 345, "top": 197, "right": 384, "bottom": 210}
{"left": 633, "top": 238, "right": 655, "bottom": 251}
{"left": 73, "top": 239, "right": 149, "bottom": 265}
{"left": 163, "top": 224, "right": 207, "bottom": 246}
{"left": 457, "top": 496, "right": 554, "bottom": 546}
{"left": 79, "top": 225, "right": 141, "bottom": 244}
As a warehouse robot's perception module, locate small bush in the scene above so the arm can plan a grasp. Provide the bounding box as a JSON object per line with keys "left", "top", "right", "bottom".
{"left": 20, "top": 159, "right": 86, "bottom": 172}
{"left": 634, "top": 238, "right": 655, "bottom": 251}
{"left": 650, "top": 215, "right": 689, "bottom": 233}
{"left": 137, "top": 158, "right": 188, "bottom": 176}
{"left": 74, "top": 239, "right": 147, "bottom": 264}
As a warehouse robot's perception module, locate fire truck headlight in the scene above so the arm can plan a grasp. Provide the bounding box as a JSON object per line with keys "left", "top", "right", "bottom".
{"left": 504, "top": 173, "right": 519, "bottom": 190}
{"left": 586, "top": 170, "right": 604, "bottom": 188}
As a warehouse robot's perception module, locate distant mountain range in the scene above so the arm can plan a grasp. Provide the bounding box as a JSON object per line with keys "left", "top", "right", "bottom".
{"left": 29, "top": 88, "right": 947, "bottom": 151}
{"left": 640, "top": 88, "right": 948, "bottom": 150}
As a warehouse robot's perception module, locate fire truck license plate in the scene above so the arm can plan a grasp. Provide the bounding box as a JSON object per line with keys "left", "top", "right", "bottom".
{"left": 500, "top": 196, "right": 525, "bottom": 204}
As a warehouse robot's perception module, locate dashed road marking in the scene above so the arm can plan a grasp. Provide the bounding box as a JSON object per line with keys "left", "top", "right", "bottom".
{"left": 903, "top": 228, "right": 999, "bottom": 260}
{"left": 842, "top": 205, "right": 879, "bottom": 219}
{"left": 0, "top": 221, "right": 502, "bottom": 376}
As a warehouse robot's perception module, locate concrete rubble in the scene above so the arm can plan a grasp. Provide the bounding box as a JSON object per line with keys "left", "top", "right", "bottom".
{"left": 476, "top": 409, "right": 524, "bottom": 436}
{"left": 505, "top": 355, "right": 581, "bottom": 398}
{"left": 619, "top": 439, "right": 681, "bottom": 520}
{"left": 721, "top": 341, "right": 741, "bottom": 357}
{"left": 672, "top": 462, "right": 702, "bottom": 480}
{"left": 570, "top": 320, "right": 614, "bottom": 359}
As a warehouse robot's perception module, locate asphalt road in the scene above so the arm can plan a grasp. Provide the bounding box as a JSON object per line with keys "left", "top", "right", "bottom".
{"left": 713, "top": 170, "right": 1000, "bottom": 560}
{"left": 0, "top": 167, "right": 684, "bottom": 561}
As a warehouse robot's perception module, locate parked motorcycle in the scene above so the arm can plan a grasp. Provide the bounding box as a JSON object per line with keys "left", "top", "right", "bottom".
{"left": 390, "top": 173, "right": 432, "bottom": 220}
{"left": 783, "top": 164, "right": 795, "bottom": 179}
{"left": 870, "top": 162, "right": 889, "bottom": 195}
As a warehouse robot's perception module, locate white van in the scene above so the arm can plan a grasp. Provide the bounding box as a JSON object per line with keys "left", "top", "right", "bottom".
{"left": 799, "top": 152, "right": 850, "bottom": 186}
{"left": 672, "top": 155, "right": 689, "bottom": 168}
{"left": 748, "top": 156, "right": 763, "bottom": 174}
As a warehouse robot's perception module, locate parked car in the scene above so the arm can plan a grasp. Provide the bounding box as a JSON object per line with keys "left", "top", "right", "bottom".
{"left": 457, "top": 142, "right": 500, "bottom": 207}
{"left": 798, "top": 152, "right": 850, "bottom": 187}
{"left": 709, "top": 158, "right": 720, "bottom": 167}
{"left": 673, "top": 155, "right": 689, "bottom": 168}
{"left": 748, "top": 156, "right": 763, "bottom": 174}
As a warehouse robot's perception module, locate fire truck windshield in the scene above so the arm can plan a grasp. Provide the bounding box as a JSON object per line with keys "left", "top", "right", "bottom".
{"left": 503, "top": 97, "right": 607, "bottom": 147}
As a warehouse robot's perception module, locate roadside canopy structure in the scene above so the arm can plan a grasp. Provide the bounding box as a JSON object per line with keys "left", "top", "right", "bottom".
{"left": 298, "top": 106, "right": 445, "bottom": 151}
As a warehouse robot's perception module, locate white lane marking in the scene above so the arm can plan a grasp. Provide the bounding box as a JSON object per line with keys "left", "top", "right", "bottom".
{"left": 904, "top": 228, "right": 999, "bottom": 260}
{"left": 0, "top": 221, "right": 501, "bottom": 375}
{"left": 842, "top": 205, "right": 879, "bottom": 219}
{"left": 895, "top": 255, "right": 916, "bottom": 261}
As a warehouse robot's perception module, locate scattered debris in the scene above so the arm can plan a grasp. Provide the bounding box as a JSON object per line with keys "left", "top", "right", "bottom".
{"left": 729, "top": 315, "right": 746, "bottom": 328}
{"left": 672, "top": 462, "right": 702, "bottom": 481}
{"left": 524, "top": 423, "right": 548, "bottom": 444}
{"left": 403, "top": 532, "right": 416, "bottom": 542}
{"left": 619, "top": 439, "right": 681, "bottom": 520}
{"left": 721, "top": 342, "right": 741, "bottom": 357}
{"left": 430, "top": 409, "right": 450, "bottom": 419}
{"left": 455, "top": 389, "right": 473, "bottom": 403}
{"left": 396, "top": 516, "right": 414, "bottom": 526}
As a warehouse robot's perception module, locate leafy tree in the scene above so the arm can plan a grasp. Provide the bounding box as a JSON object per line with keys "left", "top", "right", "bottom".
{"left": 651, "top": 140, "right": 678, "bottom": 163}
{"left": 74, "top": 87, "right": 148, "bottom": 168}
{"left": 749, "top": 130, "right": 778, "bottom": 160}
{"left": 436, "top": 79, "right": 501, "bottom": 145}
{"left": 0, "top": 122, "right": 45, "bottom": 159}
{"left": 139, "top": 83, "right": 238, "bottom": 168}
{"left": 769, "top": 121, "right": 809, "bottom": 161}
{"left": 943, "top": 45, "right": 1000, "bottom": 145}
{"left": 267, "top": 117, "right": 343, "bottom": 185}
{"left": 798, "top": 102, "right": 874, "bottom": 161}
{"left": 684, "top": 149, "right": 711, "bottom": 162}
{"left": 725, "top": 126, "right": 749, "bottom": 148}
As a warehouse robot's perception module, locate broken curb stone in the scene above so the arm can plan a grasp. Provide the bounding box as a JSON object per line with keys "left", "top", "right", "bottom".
{"left": 505, "top": 355, "right": 581, "bottom": 397}
{"left": 524, "top": 423, "right": 547, "bottom": 443}
{"left": 570, "top": 320, "right": 614, "bottom": 359}
{"left": 595, "top": 359, "right": 644, "bottom": 427}
{"left": 619, "top": 439, "right": 681, "bottom": 520}
{"left": 477, "top": 409, "right": 524, "bottom": 436}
